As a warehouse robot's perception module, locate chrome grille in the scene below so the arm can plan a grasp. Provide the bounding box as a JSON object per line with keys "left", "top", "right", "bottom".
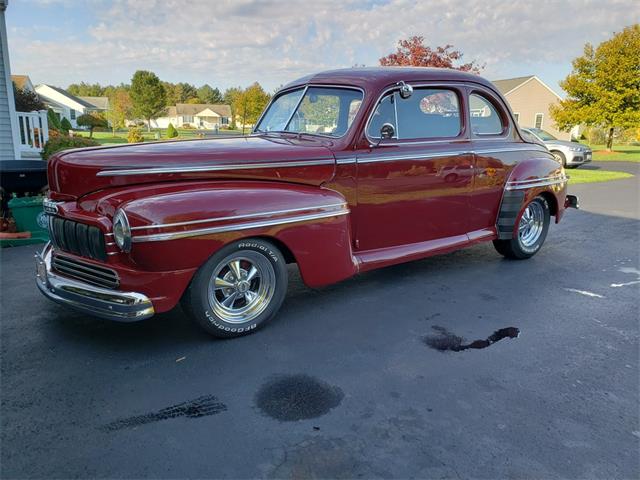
{"left": 52, "top": 253, "right": 119, "bottom": 289}
{"left": 48, "top": 217, "right": 107, "bottom": 261}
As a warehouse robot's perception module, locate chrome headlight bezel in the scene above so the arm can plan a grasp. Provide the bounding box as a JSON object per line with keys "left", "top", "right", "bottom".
{"left": 112, "top": 209, "right": 132, "bottom": 253}
{"left": 569, "top": 146, "right": 583, "bottom": 152}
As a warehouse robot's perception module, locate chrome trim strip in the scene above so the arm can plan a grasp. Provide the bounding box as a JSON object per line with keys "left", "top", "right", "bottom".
{"left": 336, "top": 157, "right": 357, "bottom": 165}
{"left": 506, "top": 175, "right": 568, "bottom": 186}
{"left": 505, "top": 177, "right": 568, "bottom": 191}
{"left": 96, "top": 158, "right": 335, "bottom": 177}
{"left": 357, "top": 146, "right": 545, "bottom": 165}
{"left": 132, "top": 208, "right": 350, "bottom": 243}
{"left": 130, "top": 203, "right": 347, "bottom": 231}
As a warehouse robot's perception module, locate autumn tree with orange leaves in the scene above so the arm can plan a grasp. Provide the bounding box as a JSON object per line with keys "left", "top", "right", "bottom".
{"left": 380, "top": 36, "right": 483, "bottom": 73}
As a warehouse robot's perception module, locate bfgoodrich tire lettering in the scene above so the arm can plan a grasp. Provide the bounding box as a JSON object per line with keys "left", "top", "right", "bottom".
{"left": 493, "top": 196, "right": 550, "bottom": 260}
{"left": 182, "top": 238, "right": 288, "bottom": 338}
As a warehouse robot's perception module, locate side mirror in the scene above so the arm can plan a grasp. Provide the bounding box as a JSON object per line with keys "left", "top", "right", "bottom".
{"left": 397, "top": 81, "right": 413, "bottom": 99}
{"left": 380, "top": 123, "right": 395, "bottom": 139}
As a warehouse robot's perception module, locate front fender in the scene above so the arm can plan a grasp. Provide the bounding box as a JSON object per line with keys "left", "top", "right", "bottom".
{"left": 114, "top": 181, "right": 357, "bottom": 288}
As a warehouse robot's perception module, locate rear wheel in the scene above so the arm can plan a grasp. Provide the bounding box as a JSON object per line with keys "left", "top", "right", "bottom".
{"left": 493, "top": 196, "right": 550, "bottom": 260}
{"left": 182, "top": 239, "right": 288, "bottom": 338}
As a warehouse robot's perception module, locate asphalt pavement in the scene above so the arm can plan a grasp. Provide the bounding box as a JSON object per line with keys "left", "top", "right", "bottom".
{"left": 1, "top": 162, "right": 638, "bottom": 479}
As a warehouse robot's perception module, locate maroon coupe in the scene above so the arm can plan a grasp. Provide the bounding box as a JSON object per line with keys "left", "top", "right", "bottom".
{"left": 36, "top": 67, "right": 578, "bottom": 337}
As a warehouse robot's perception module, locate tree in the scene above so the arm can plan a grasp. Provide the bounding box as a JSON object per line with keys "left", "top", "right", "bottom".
{"left": 197, "top": 84, "right": 223, "bottom": 104}
{"left": 13, "top": 83, "right": 45, "bottom": 112}
{"left": 379, "top": 36, "right": 483, "bottom": 73}
{"left": 127, "top": 127, "right": 144, "bottom": 143}
{"left": 67, "top": 82, "right": 104, "bottom": 96}
{"left": 130, "top": 70, "right": 166, "bottom": 132}
{"left": 232, "top": 83, "right": 270, "bottom": 134}
{"left": 106, "top": 89, "right": 132, "bottom": 135}
{"left": 550, "top": 25, "right": 640, "bottom": 151}
{"left": 175, "top": 82, "right": 198, "bottom": 103}
{"left": 166, "top": 123, "right": 178, "bottom": 138}
{"left": 223, "top": 87, "right": 242, "bottom": 129}
{"left": 77, "top": 112, "right": 107, "bottom": 138}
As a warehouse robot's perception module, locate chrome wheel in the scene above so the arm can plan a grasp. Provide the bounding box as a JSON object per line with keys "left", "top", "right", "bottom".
{"left": 207, "top": 251, "right": 276, "bottom": 324}
{"left": 518, "top": 202, "right": 545, "bottom": 248}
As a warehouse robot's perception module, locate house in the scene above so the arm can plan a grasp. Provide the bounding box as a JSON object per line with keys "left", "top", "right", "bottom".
{"left": 79, "top": 96, "right": 109, "bottom": 112}
{"left": 35, "top": 84, "right": 103, "bottom": 128}
{"left": 0, "top": 1, "right": 48, "bottom": 159}
{"left": 151, "top": 103, "right": 231, "bottom": 130}
{"left": 492, "top": 75, "right": 572, "bottom": 140}
{"left": 11, "top": 74, "right": 35, "bottom": 92}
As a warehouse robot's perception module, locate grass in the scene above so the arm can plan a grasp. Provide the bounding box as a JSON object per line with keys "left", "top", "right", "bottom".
{"left": 76, "top": 128, "right": 244, "bottom": 145}
{"left": 568, "top": 169, "right": 634, "bottom": 184}
{"left": 588, "top": 144, "right": 640, "bottom": 162}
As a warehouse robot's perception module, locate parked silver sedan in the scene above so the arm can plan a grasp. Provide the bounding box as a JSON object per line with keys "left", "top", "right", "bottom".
{"left": 521, "top": 127, "right": 592, "bottom": 168}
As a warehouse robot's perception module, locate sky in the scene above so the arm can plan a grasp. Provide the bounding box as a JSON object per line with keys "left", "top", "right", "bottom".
{"left": 5, "top": 0, "right": 640, "bottom": 95}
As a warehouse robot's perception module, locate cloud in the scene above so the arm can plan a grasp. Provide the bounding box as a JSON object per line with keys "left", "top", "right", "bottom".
{"left": 7, "top": 0, "right": 640, "bottom": 90}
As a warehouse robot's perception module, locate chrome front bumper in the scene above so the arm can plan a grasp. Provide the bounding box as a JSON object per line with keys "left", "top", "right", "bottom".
{"left": 35, "top": 243, "right": 155, "bottom": 322}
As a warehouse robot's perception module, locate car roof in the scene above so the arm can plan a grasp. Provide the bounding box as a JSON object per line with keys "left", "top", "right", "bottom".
{"left": 281, "top": 67, "right": 497, "bottom": 93}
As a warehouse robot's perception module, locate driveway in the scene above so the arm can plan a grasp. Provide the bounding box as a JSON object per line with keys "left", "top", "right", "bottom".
{"left": 1, "top": 163, "right": 638, "bottom": 479}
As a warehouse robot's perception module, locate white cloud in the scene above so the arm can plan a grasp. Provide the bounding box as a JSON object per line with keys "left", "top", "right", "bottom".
{"left": 7, "top": 0, "right": 640, "bottom": 91}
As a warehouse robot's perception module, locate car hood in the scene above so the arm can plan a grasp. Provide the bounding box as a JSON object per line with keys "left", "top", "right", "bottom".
{"left": 48, "top": 135, "right": 337, "bottom": 199}
{"left": 545, "top": 140, "right": 590, "bottom": 150}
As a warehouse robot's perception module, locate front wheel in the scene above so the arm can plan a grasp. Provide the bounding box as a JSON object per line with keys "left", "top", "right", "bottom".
{"left": 182, "top": 239, "right": 288, "bottom": 338}
{"left": 493, "top": 196, "right": 550, "bottom": 260}
{"left": 551, "top": 150, "right": 566, "bottom": 167}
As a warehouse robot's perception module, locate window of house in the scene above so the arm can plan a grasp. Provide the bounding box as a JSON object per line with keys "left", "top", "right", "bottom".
{"left": 534, "top": 113, "right": 544, "bottom": 129}
{"left": 183, "top": 115, "right": 194, "bottom": 123}
{"left": 368, "top": 88, "right": 461, "bottom": 140}
{"left": 70, "top": 110, "right": 76, "bottom": 120}
{"left": 514, "top": 112, "right": 520, "bottom": 123}
{"left": 221, "top": 117, "right": 229, "bottom": 125}
{"left": 469, "top": 93, "right": 504, "bottom": 135}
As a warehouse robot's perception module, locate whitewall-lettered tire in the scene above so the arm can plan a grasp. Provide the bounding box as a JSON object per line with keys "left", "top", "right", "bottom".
{"left": 182, "top": 238, "right": 288, "bottom": 338}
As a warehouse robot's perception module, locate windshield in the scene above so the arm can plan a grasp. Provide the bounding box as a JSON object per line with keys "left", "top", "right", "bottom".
{"left": 255, "top": 87, "right": 363, "bottom": 137}
{"left": 527, "top": 128, "right": 557, "bottom": 141}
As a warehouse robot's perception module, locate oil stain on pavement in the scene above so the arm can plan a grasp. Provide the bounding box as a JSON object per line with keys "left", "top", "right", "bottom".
{"left": 424, "top": 325, "right": 520, "bottom": 352}
{"left": 102, "top": 395, "right": 227, "bottom": 431}
{"left": 256, "top": 374, "right": 344, "bottom": 421}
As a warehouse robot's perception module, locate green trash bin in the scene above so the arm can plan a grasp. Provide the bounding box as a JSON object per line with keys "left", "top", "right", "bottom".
{"left": 5, "top": 195, "right": 50, "bottom": 245}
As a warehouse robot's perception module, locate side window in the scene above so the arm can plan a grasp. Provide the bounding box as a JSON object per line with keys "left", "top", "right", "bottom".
{"left": 367, "top": 93, "right": 397, "bottom": 139}
{"left": 469, "top": 93, "right": 505, "bottom": 135}
{"left": 70, "top": 109, "right": 76, "bottom": 120}
{"left": 396, "top": 88, "right": 461, "bottom": 139}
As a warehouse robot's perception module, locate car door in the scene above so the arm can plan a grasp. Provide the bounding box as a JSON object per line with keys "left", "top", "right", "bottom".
{"left": 467, "top": 88, "right": 520, "bottom": 234}
{"left": 353, "top": 85, "right": 473, "bottom": 251}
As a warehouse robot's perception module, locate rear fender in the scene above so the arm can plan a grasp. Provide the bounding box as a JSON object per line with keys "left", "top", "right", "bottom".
{"left": 496, "top": 156, "right": 568, "bottom": 239}
{"left": 114, "top": 181, "right": 357, "bottom": 288}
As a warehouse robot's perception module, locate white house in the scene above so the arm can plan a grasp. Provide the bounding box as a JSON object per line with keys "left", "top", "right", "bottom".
{"left": 35, "top": 84, "right": 105, "bottom": 128}
{"left": 0, "top": 1, "right": 48, "bottom": 159}
{"left": 151, "top": 103, "right": 231, "bottom": 130}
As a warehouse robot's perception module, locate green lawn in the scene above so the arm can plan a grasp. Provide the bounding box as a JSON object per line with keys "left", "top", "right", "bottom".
{"left": 77, "top": 128, "right": 244, "bottom": 145}
{"left": 588, "top": 144, "right": 640, "bottom": 162}
{"left": 568, "top": 169, "right": 634, "bottom": 184}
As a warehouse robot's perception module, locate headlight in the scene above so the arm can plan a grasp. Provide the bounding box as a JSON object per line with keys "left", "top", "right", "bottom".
{"left": 112, "top": 209, "right": 131, "bottom": 252}
{"left": 569, "top": 146, "right": 583, "bottom": 152}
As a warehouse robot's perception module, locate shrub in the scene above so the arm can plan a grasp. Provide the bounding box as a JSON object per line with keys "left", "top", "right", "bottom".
{"left": 127, "top": 127, "right": 144, "bottom": 143}
{"left": 166, "top": 122, "right": 178, "bottom": 138}
{"left": 60, "top": 117, "right": 72, "bottom": 133}
{"left": 47, "top": 108, "right": 62, "bottom": 131}
{"left": 42, "top": 135, "right": 100, "bottom": 160}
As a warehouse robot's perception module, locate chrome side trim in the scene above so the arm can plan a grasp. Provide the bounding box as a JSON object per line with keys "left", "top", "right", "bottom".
{"left": 505, "top": 175, "right": 568, "bottom": 191}
{"left": 336, "top": 157, "right": 357, "bottom": 165}
{"left": 133, "top": 208, "right": 350, "bottom": 243}
{"left": 130, "top": 203, "right": 347, "bottom": 231}
{"left": 96, "top": 158, "right": 335, "bottom": 177}
{"left": 357, "top": 146, "right": 540, "bottom": 165}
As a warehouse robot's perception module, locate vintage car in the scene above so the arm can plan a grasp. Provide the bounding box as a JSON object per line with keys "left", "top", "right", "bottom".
{"left": 36, "top": 67, "right": 578, "bottom": 337}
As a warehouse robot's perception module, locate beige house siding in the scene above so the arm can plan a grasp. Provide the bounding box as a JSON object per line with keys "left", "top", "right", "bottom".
{"left": 502, "top": 79, "right": 570, "bottom": 140}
